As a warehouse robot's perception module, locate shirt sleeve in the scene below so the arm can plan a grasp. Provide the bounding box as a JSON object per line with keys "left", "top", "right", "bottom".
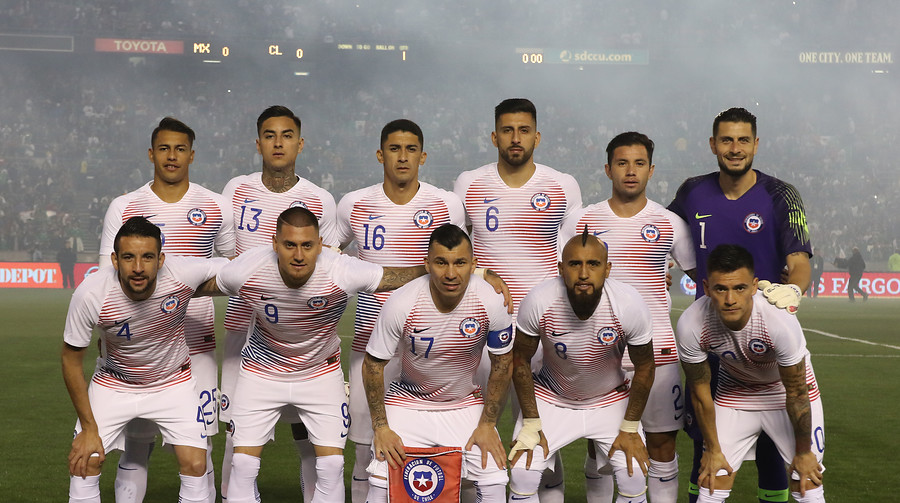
{"left": 443, "top": 190, "right": 467, "bottom": 229}
{"left": 98, "top": 194, "right": 130, "bottom": 265}
{"left": 317, "top": 189, "right": 341, "bottom": 248}
{"left": 770, "top": 179, "right": 812, "bottom": 257}
{"left": 164, "top": 256, "right": 229, "bottom": 290}
{"left": 330, "top": 250, "right": 385, "bottom": 295}
{"left": 667, "top": 210, "right": 697, "bottom": 272}
{"left": 62, "top": 274, "right": 105, "bottom": 348}
{"left": 667, "top": 180, "right": 691, "bottom": 223}
{"left": 480, "top": 279, "right": 514, "bottom": 354}
{"left": 335, "top": 191, "right": 357, "bottom": 249}
{"left": 559, "top": 172, "right": 583, "bottom": 221}
{"left": 366, "top": 285, "right": 410, "bottom": 360}
{"left": 213, "top": 193, "right": 236, "bottom": 258}
{"left": 216, "top": 248, "right": 263, "bottom": 296}
{"left": 452, "top": 171, "right": 475, "bottom": 228}
{"left": 675, "top": 300, "right": 708, "bottom": 364}
{"left": 760, "top": 300, "right": 808, "bottom": 367}
{"left": 515, "top": 281, "right": 547, "bottom": 338}
{"left": 613, "top": 282, "right": 653, "bottom": 346}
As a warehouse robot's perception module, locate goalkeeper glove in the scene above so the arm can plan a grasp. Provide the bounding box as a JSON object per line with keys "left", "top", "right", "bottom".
{"left": 758, "top": 280, "right": 802, "bottom": 314}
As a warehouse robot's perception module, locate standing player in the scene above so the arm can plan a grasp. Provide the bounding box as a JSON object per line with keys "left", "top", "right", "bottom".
{"left": 507, "top": 232, "right": 656, "bottom": 503}
{"left": 98, "top": 117, "right": 234, "bottom": 503}
{"left": 454, "top": 98, "right": 581, "bottom": 499}
{"left": 668, "top": 107, "right": 813, "bottom": 503}
{"left": 219, "top": 105, "right": 339, "bottom": 500}
{"left": 676, "top": 244, "right": 825, "bottom": 502}
{"left": 363, "top": 224, "right": 514, "bottom": 503}
{"left": 560, "top": 131, "right": 696, "bottom": 502}
{"left": 63, "top": 217, "right": 226, "bottom": 503}
{"left": 207, "top": 207, "right": 429, "bottom": 502}
{"left": 336, "top": 119, "right": 466, "bottom": 502}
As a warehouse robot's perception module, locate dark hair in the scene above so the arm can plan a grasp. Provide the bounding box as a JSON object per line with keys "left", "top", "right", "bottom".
{"left": 380, "top": 119, "right": 424, "bottom": 150}
{"left": 707, "top": 244, "right": 755, "bottom": 276}
{"left": 276, "top": 206, "right": 319, "bottom": 233}
{"left": 257, "top": 105, "right": 302, "bottom": 136}
{"left": 151, "top": 117, "right": 195, "bottom": 148}
{"left": 428, "top": 224, "right": 472, "bottom": 253}
{"left": 606, "top": 131, "right": 654, "bottom": 165}
{"left": 114, "top": 216, "right": 162, "bottom": 254}
{"left": 713, "top": 107, "right": 757, "bottom": 138}
{"left": 495, "top": 98, "right": 537, "bottom": 124}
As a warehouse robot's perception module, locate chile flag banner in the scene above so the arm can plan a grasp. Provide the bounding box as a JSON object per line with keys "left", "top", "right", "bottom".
{"left": 388, "top": 446, "right": 464, "bottom": 503}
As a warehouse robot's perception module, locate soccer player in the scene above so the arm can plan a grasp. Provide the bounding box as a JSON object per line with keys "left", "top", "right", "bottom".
{"left": 208, "top": 207, "right": 432, "bottom": 502}
{"left": 560, "top": 131, "right": 696, "bottom": 502}
{"left": 676, "top": 244, "right": 825, "bottom": 503}
{"left": 506, "top": 231, "right": 656, "bottom": 503}
{"left": 219, "top": 105, "right": 339, "bottom": 500}
{"left": 363, "top": 224, "right": 514, "bottom": 503}
{"left": 453, "top": 98, "right": 581, "bottom": 499}
{"left": 98, "top": 117, "right": 234, "bottom": 503}
{"left": 454, "top": 98, "right": 582, "bottom": 313}
{"left": 336, "top": 119, "right": 466, "bottom": 502}
{"left": 668, "top": 107, "right": 813, "bottom": 503}
{"left": 62, "top": 217, "right": 227, "bottom": 503}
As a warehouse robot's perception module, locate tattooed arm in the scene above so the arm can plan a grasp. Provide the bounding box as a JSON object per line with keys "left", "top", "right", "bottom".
{"left": 375, "top": 265, "right": 426, "bottom": 292}
{"left": 362, "top": 353, "right": 405, "bottom": 468}
{"left": 779, "top": 358, "right": 822, "bottom": 495}
{"left": 682, "top": 360, "right": 733, "bottom": 493}
{"left": 466, "top": 350, "right": 512, "bottom": 470}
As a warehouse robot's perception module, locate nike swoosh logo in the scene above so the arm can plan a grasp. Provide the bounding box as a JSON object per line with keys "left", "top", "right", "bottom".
{"left": 550, "top": 331, "right": 569, "bottom": 337}
{"left": 341, "top": 431, "right": 348, "bottom": 438}
{"left": 118, "top": 465, "right": 138, "bottom": 471}
{"left": 511, "top": 497, "right": 530, "bottom": 501}
{"left": 660, "top": 475, "right": 678, "bottom": 482}
{"left": 710, "top": 342, "right": 725, "bottom": 350}
{"left": 352, "top": 476, "right": 369, "bottom": 482}
{"left": 412, "top": 327, "right": 430, "bottom": 333}
{"left": 200, "top": 433, "right": 208, "bottom": 439}
{"left": 143, "top": 214, "right": 157, "bottom": 220}
{"left": 543, "top": 481, "right": 563, "bottom": 489}
{"left": 243, "top": 198, "right": 258, "bottom": 203}
{"left": 674, "top": 412, "right": 683, "bottom": 420}
{"left": 113, "top": 317, "right": 131, "bottom": 326}
{"left": 592, "top": 230, "right": 610, "bottom": 236}
{"left": 261, "top": 295, "right": 276, "bottom": 301}
{"left": 695, "top": 212, "right": 712, "bottom": 219}
{"left": 483, "top": 197, "right": 500, "bottom": 204}
{"left": 368, "top": 215, "right": 384, "bottom": 220}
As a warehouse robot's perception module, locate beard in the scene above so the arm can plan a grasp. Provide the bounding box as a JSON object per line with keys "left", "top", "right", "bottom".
{"left": 499, "top": 146, "right": 533, "bottom": 167}
{"left": 717, "top": 156, "right": 754, "bottom": 179}
{"left": 566, "top": 288, "right": 602, "bottom": 318}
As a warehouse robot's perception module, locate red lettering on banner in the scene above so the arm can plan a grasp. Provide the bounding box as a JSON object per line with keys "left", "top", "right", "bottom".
{"left": 94, "top": 38, "right": 184, "bottom": 54}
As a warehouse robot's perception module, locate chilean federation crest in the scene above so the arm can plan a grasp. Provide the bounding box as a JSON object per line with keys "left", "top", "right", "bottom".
{"left": 414, "top": 209, "right": 434, "bottom": 229}
{"left": 187, "top": 208, "right": 207, "bottom": 226}
{"left": 160, "top": 295, "right": 180, "bottom": 313}
{"left": 530, "top": 192, "right": 551, "bottom": 211}
{"left": 597, "top": 327, "right": 619, "bottom": 345}
{"left": 307, "top": 296, "right": 328, "bottom": 310}
{"left": 640, "top": 224, "right": 660, "bottom": 243}
{"left": 459, "top": 317, "right": 480, "bottom": 338}
{"left": 744, "top": 213, "right": 764, "bottom": 233}
{"left": 402, "top": 458, "right": 446, "bottom": 502}
{"left": 748, "top": 338, "right": 769, "bottom": 355}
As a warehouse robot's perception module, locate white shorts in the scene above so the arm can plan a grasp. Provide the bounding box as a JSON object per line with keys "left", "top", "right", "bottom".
{"left": 367, "top": 404, "right": 508, "bottom": 486}
{"left": 626, "top": 363, "right": 684, "bottom": 433}
{"left": 76, "top": 378, "right": 207, "bottom": 453}
{"left": 191, "top": 350, "right": 219, "bottom": 436}
{"left": 715, "top": 397, "right": 826, "bottom": 472}
{"left": 347, "top": 349, "right": 400, "bottom": 444}
{"left": 510, "top": 396, "right": 644, "bottom": 474}
{"left": 228, "top": 367, "right": 349, "bottom": 449}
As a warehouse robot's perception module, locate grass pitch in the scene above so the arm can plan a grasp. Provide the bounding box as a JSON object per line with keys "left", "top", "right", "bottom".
{"left": 1, "top": 289, "right": 897, "bottom": 501}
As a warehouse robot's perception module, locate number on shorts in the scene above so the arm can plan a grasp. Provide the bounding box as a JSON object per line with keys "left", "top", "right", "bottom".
{"left": 673, "top": 383, "right": 684, "bottom": 419}
{"left": 813, "top": 426, "right": 825, "bottom": 453}
{"left": 198, "top": 389, "right": 216, "bottom": 425}
{"left": 341, "top": 402, "right": 351, "bottom": 429}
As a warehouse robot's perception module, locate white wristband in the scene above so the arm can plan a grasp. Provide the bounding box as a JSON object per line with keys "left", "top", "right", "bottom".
{"left": 619, "top": 419, "right": 640, "bottom": 433}
{"left": 474, "top": 267, "right": 487, "bottom": 279}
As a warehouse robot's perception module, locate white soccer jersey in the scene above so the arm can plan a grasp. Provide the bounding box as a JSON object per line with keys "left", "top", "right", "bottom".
{"left": 99, "top": 182, "right": 235, "bottom": 355}
{"left": 63, "top": 257, "right": 226, "bottom": 391}
{"left": 336, "top": 182, "right": 465, "bottom": 352}
{"left": 221, "top": 172, "right": 338, "bottom": 332}
{"left": 676, "top": 295, "right": 821, "bottom": 411}
{"left": 517, "top": 277, "right": 653, "bottom": 409}
{"left": 216, "top": 245, "right": 383, "bottom": 382}
{"left": 454, "top": 163, "right": 582, "bottom": 313}
{"left": 367, "top": 275, "right": 514, "bottom": 410}
{"left": 560, "top": 199, "right": 695, "bottom": 366}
